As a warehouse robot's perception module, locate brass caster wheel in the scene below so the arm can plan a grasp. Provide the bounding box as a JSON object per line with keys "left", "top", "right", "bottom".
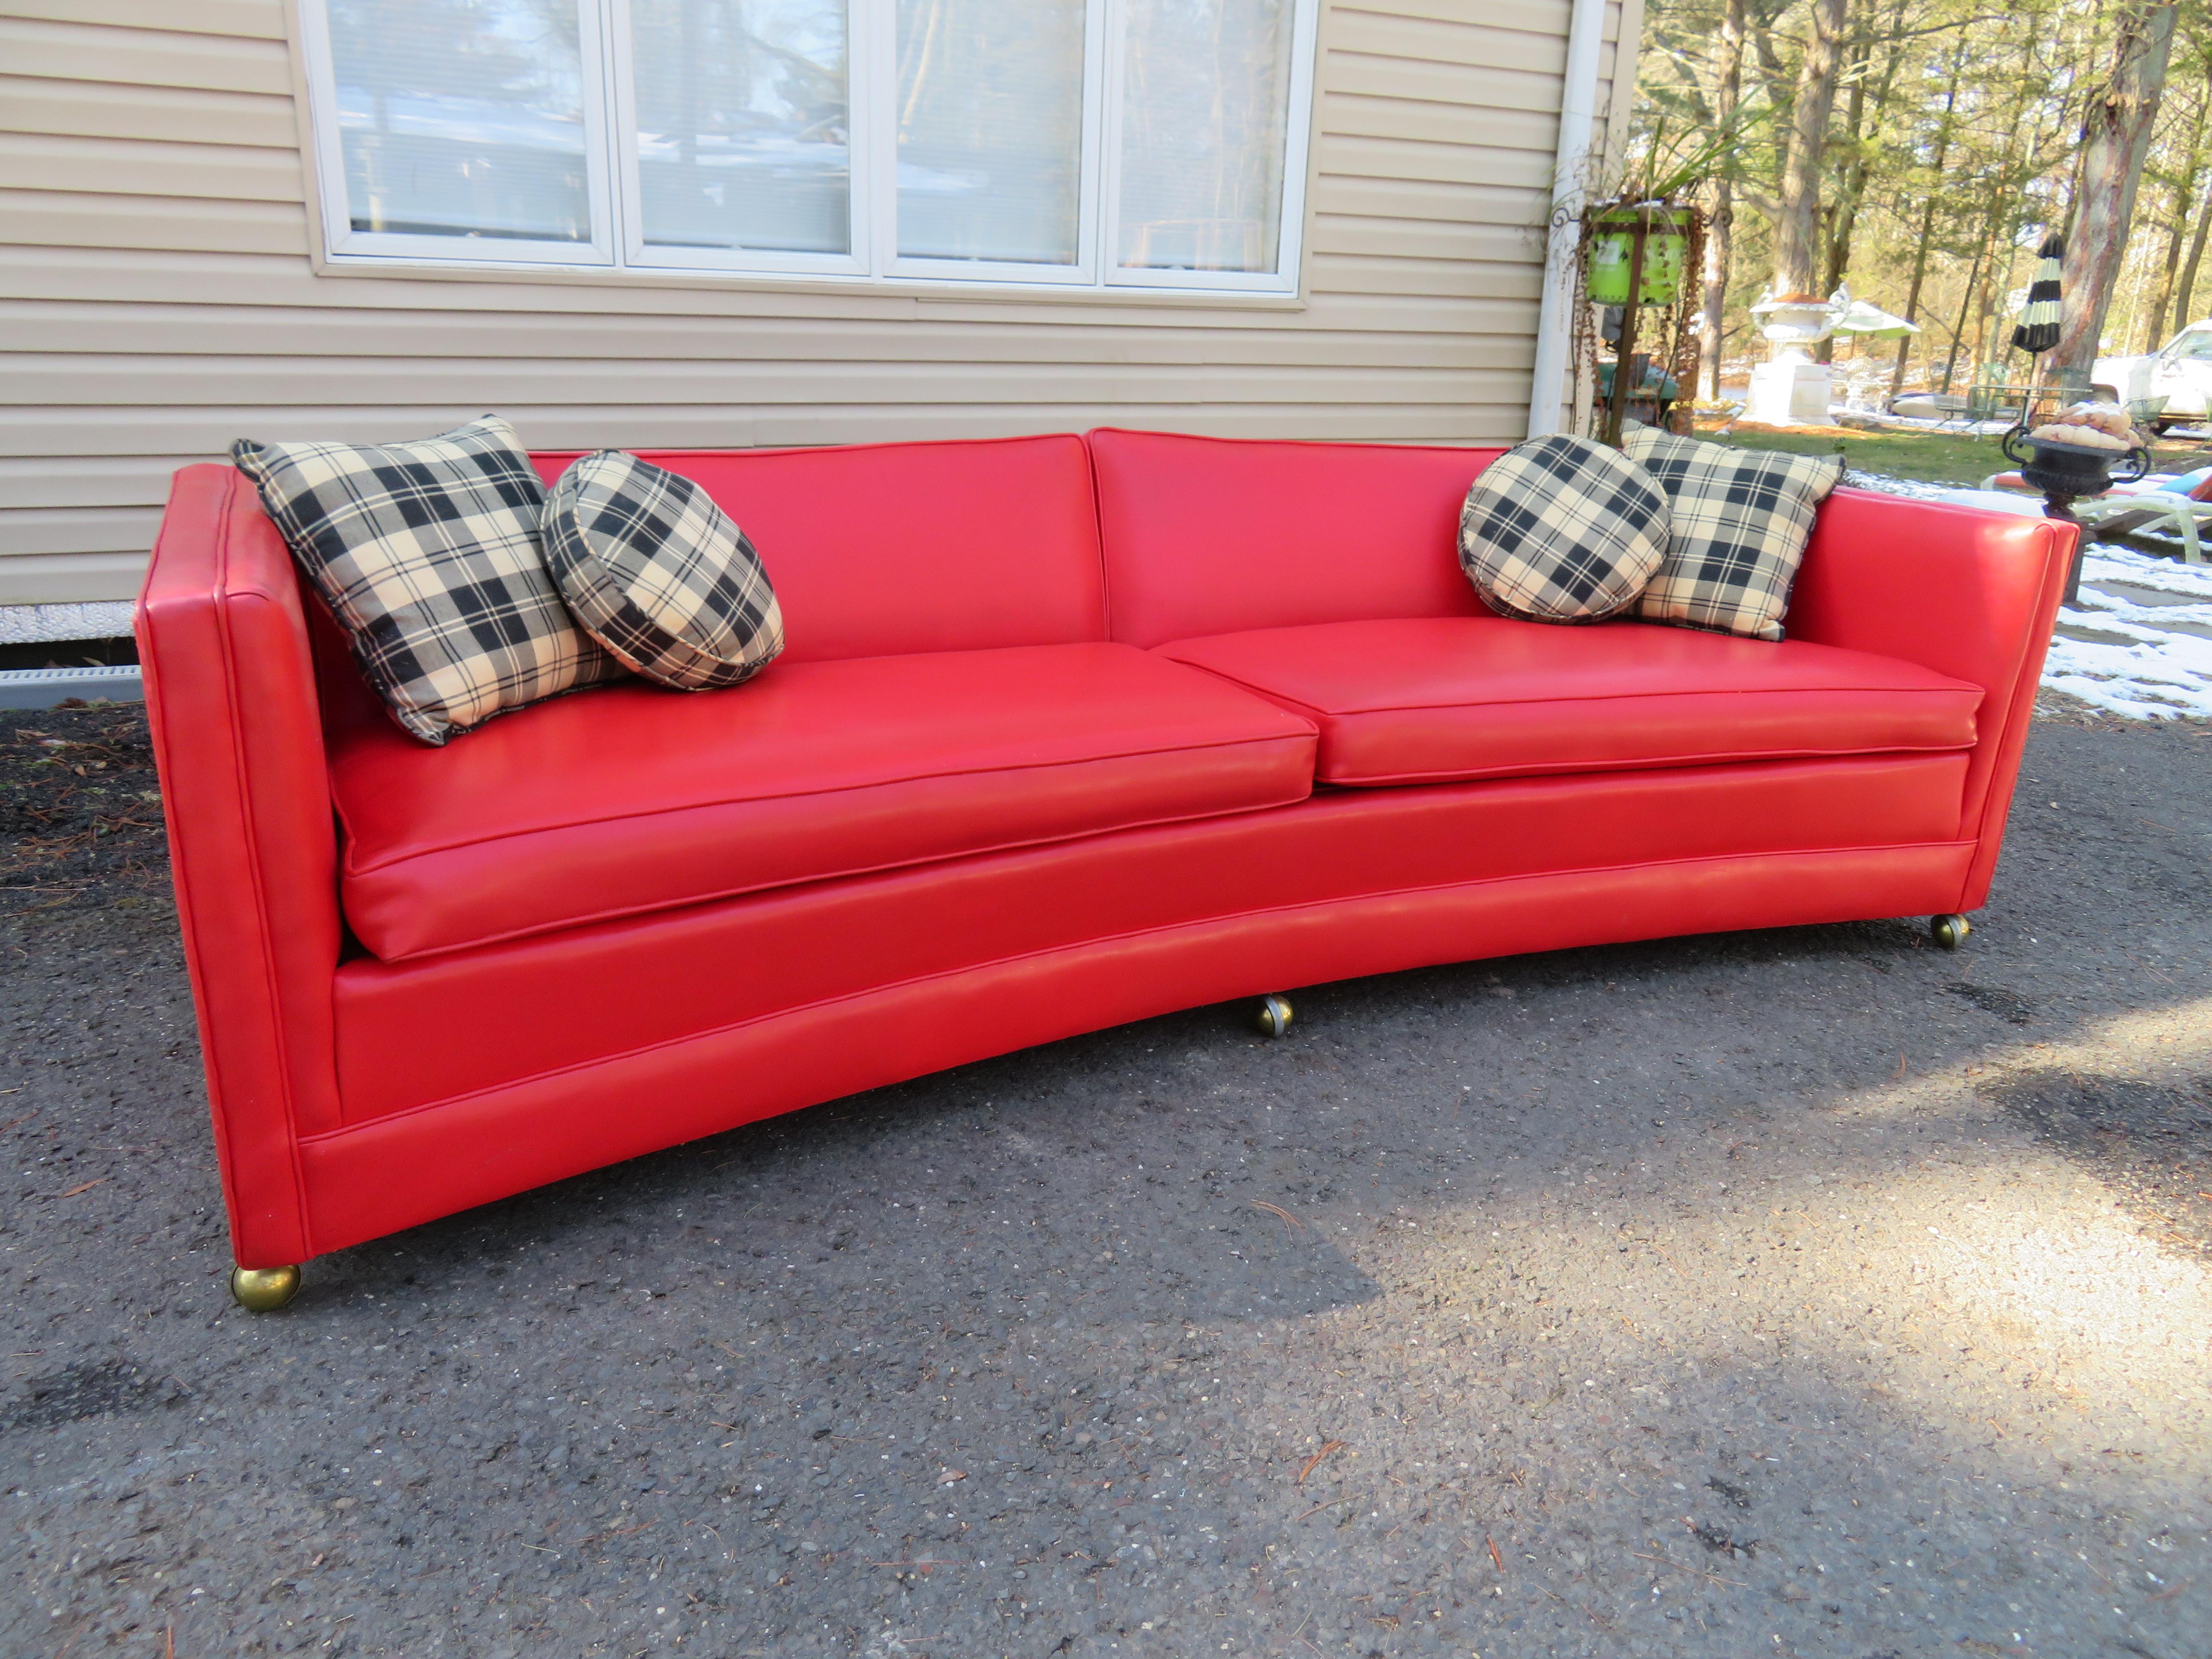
{"left": 229, "top": 1264, "right": 301, "bottom": 1312}
{"left": 1930, "top": 913, "right": 1971, "bottom": 952}
{"left": 1254, "top": 994, "right": 1294, "bottom": 1038}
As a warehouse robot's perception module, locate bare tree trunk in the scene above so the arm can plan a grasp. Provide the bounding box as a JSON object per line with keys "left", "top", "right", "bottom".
{"left": 1967, "top": 122, "right": 2033, "bottom": 381}
{"left": 1771, "top": 0, "right": 1848, "bottom": 296}
{"left": 1813, "top": 35, "right": 1867, "bottom": 366}
{"left": 1969, "top": 203, "right": 2009, "bottom": 381}
{"left": 2121, "top": 238, "right": 2158, "bottom": 352}
{"left": 1749, "top": 0, "right": 1793, "bottom": 140}
{"left": 1970, "top": 231, "right": 1998, "bottom": 374}
{"left": 1702, "top": 0, "right": 1746, "bottom": 399}
{"left": 1892, "top": 36, "right": 1969, "bottom": 397}
{"left": 2176, "top": 166, "right": 2212, "bottom": 329}
{"left": 2144, "top": 65, "right": 2211, "bottom": 348}
{"left": 2145, "top": 183, "right": 2189, "bottom": 352}
{"left": 2051, "top": 0, "right": 2182, "bottom": 380}
{"left": 1891, "top": 198, "right": 1942, "bottom": 396}
{"left": 1942, "top": 234, "right": 1988, "bottom": 394}
{"left": 1820, "top": 0, "right": 1906, "bottom": 295}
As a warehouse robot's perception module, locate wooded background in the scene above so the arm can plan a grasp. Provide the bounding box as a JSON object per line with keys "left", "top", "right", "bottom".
{"left": 1634, "top": 0, "right": 2208, "bottom": 397}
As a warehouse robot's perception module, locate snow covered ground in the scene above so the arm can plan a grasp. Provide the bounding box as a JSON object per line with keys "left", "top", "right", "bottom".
{"left": 1880, "top": 472, "right": 2212, "bottom": 720}
{"left": 2048, "top": 543, "right": 2212, "bottom": 719}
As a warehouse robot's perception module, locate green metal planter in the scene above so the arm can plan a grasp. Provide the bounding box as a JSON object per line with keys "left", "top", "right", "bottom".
{"left": 1586, "top": 206, "right": 1692, "bottom": 306}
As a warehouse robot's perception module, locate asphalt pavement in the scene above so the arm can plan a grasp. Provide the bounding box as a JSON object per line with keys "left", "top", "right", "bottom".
{"left": 3, "top": 701, "right": 2209, "bottom": 1659}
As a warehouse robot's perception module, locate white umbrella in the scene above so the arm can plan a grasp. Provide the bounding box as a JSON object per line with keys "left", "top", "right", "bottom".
{"left": 1829, "top": 299, "right": 1921, "bottom": 339}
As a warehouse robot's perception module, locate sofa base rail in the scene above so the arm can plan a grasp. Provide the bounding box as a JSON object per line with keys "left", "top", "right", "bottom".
{"left": 218, "top": 841, "right": 1980, "bottom": 1271}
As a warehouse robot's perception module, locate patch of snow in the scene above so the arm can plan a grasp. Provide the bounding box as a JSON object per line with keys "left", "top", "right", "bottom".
{"left": 1761, "top": 470, "right": 2212, "bottom": 719}
{"left": 2046, "top": 544, "right": 2212, "bottom": 719}
{"left": 2078, "top": 544, "right": 2212, "bottom": 599}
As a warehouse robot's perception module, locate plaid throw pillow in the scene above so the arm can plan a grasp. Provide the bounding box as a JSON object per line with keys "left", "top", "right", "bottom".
{"left": 1624, "top": 424, "right": 1844, "bottom": 640}
{"left": 1458, "top": 434, "right": 1669, "bottom": 623}
{"left": 541, "top": 451, "right": 785, "bottom": 691}
{"left": 232, "top": 417, "right": 623, "bottom": 745}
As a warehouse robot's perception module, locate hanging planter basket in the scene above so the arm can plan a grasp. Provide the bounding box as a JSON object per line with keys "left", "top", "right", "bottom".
{"left": 1584, "top": 205, "right": 1694, "bottom": 306}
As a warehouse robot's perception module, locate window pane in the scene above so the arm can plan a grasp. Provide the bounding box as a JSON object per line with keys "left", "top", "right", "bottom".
{"left": 631, "top": 0, "right": 850, "bottom": 255}
{"left": 895, "top": 0, "right": 1085, "bottom": 265}
{"left": 1116, "top": 0, "right": 1293, "bottom": 274}
{"left": 329, "top": 0, "right": 593, "bottom": 242}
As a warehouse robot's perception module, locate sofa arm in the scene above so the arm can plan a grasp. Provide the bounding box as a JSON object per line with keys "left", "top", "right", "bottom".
{"left": 138, "top": 464, "right": 343, "bottom": 1268}
{"left": 1786, "top": 486, "right": 2075, "bottom": 909}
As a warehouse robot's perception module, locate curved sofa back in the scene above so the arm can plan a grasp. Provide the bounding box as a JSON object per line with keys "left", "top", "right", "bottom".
{"left": 531, "top": 433, "right": 1107, "bottom": 664}
{"left": 528, "top": 427, "right": 1508, "bottom": 661}
{"left": 1088, "top": 428, "right": 1505, "bottom": 647}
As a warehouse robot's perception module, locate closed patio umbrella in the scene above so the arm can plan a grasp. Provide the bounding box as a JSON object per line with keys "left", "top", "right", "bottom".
{"left": 2012, "top": 232, "right": 2064, "bottom": 354}
{"left": 2011, "top": 230, "right": 2067, "bottom": 428}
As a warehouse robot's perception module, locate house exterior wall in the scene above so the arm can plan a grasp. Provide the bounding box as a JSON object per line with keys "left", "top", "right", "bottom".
{"left": 0, "top": 0, "right": 1636, "bottom": 606}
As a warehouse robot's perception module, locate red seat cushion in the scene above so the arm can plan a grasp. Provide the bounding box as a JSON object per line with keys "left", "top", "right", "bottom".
{"left": 1155, "top": 617, "right": 1983, "bottom": 786}
{"left": 329, "top": 643, "right": 1317, "bottom": 961}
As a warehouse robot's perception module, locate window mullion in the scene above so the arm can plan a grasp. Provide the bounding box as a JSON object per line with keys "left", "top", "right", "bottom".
{"left": 568, "top": 0, "right": 617, "bottom": 265}
{"left": 1275, "top": 0, "right": 1321, "bottom": 294}
{"left": 861, "top": 0, "right": 894, "bottom": 280}
{"left": 1077, "top": 0, "right": 1111, "bottom": 288}
{"left": 1097, "top": 0, "right": 1129, "bottom": 290}
{"left": 601, "top": 0, "right": 633, "bottom": 270}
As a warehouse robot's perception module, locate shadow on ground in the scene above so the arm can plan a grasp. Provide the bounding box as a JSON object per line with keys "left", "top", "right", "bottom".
{"left": 3, "top": 708, "right": 2210, "bottom": 1658}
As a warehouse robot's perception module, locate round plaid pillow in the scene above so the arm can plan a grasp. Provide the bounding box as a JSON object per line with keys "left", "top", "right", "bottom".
{"left": 1457, "top": 434, "right": 1670, "bottom": 624}
{"left": 541, "top": 451, "right": 785, "bottom": 691}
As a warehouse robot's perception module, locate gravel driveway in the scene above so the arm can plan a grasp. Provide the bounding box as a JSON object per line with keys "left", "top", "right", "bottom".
{"left": 3, "top": 701, "right": 2209, "bottom": 1659}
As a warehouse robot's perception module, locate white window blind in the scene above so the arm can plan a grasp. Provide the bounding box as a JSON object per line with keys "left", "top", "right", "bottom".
{"left": 894, "top": 0, "right": 1087, "bottom": 268}
{"left": 325, "top": 0, "right": 604, "bottom": 252}
{"left": 1114, "top": 0, "right": 1295, "bottom": 277}
{"left": 629, "top": 0, "right": 852, "bottom": 257}
{"left": 303, "top": 0, "right": 1317, "bottom": 294}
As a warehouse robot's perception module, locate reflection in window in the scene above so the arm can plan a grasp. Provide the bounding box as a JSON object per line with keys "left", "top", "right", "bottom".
{"left": 1116, "top": 0, "right": 1293, "bottom": 274}
{"left": 310, "top": 0, "right": 1315, "bottom": 289}
{"left": 632, "top": 0, "right": 850, "bottom": 254}
{"left": 895, "top": 0, "right": 1086, "bottom": 265}
{"left": 330, "top": 0, "right": 592, "bottom": 242}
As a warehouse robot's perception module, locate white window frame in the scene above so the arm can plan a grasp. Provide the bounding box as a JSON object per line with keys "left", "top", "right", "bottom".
{"left": 1100, "top": 0, "right": 1319, "bottom": 295}
{"left": 297, "top": 0, "right": 620, "bottom": 268}
{"left": 296, "top": 0, "right": 1317, "bottom": 298}
{"left": 870, "top": 0, "right": 1110, "bottom": 288}
{"left": 605, "top": 0, "right": 872, "bottom": 279}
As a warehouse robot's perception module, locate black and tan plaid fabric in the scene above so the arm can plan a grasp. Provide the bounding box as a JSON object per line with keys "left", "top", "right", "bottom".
{"left": 540, "top": 451, "right": 784, "bottom": 691}
{"left": 1624, "top": 424, "right": 1843, "bottom": 641}
{"left": 232, "top": 417, "right": 623, "bottom": 745}
{"left": 1458, "top": 434, "right": 1669, "bottom": 624}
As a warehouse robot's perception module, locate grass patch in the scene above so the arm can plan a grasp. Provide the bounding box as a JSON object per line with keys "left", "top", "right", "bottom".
{"left": 1691, "top": 417, "right": 2212, "bottom": 489}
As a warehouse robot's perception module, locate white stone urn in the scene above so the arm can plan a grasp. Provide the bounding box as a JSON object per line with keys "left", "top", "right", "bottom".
{"left": 1746, "top": 291, "right": 1842, "bottom": 426}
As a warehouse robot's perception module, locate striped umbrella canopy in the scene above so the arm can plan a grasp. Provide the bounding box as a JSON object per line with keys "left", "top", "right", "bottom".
{"left": 2012, "top": 232, "right": 2064, "bottom": 354}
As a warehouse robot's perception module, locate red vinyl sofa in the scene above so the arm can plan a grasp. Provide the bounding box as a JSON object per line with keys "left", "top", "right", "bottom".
{"left": 139, "top": 430, "right": 2074, "bottom": 1307}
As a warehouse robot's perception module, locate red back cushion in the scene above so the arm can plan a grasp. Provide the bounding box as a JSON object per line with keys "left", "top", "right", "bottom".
{"left": 1089, "top": 428, "right": 1506, "bottom": 647}
{"left": 532, "top": 434, "right": 1105, "bottom": 663}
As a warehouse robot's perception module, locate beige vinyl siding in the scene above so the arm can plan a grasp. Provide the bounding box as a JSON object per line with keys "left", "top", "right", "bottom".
{"left": 0, "top": 0, "right": 1634, "bottom": 605}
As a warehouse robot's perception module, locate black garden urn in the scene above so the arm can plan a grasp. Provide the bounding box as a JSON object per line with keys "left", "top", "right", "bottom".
{"left": 1999, "top": 425, "right": 2150, "bottom": 603}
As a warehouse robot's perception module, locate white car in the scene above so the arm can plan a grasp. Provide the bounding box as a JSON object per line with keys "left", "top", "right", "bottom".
{"left": 2093, "top": 319, "right": 2212, "bottom": 430}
